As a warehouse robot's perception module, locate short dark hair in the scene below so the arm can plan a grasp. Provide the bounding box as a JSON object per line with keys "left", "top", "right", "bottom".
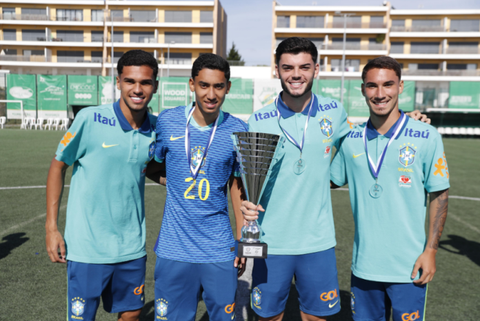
{"left": 117, "top": 50, "right": 158, "bottom": 79}
{"left": 191, "top": 53, "right": 230, "bottom": 81}
{"left": 275, "top": 37, "right": 318, "bottom": 65}
{"left": 362, "top": 56, "right": 401, "bottom": 82}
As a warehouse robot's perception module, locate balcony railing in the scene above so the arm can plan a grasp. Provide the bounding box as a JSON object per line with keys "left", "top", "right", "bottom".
{"left": 327, "top": 22, "right": 387, "bottom": 29}
{"left": 0, "top": 13, "right": 49, "bottom": 20}
{"left": 402, "top": 69, "right": 480, "bottom": 76}
{"left": 391, "top": 26, "right": 445, "bottom": 32}
{"left": 326, "top": 43, "right": 386, "bottom": 50}
{"left": 446, "top": 47, "right": 480, "bottom": 54}
{"left": 0, "top": 55, "right": 48, "bottom": 62}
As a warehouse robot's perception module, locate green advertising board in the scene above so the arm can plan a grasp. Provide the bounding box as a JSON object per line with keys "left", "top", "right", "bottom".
{"left": 98, "top": 76, "right": 118, "bottom": 105}
{"left": 317, "top": 79, "right": 343, "bottom": 101}
{"left": 346, "top": 80, "right": 369, "bottom": 117}
{"left": 159, "top": 77, "right": 191, "bottom": 111}
{"left": 68, "top": 75, "right": 98, "bottom": 106}
{"left": 37, "top": 75, "right": 67, "bottom": 118}
{"left": 6, "top": 74, "right": 36, "bottom": 119}
{"left": 148, "top": 91, "right": 159, "bottom": 114}
{"left": 223, "top": 78, "right": 253, "bottom": 114}
{"left": 399, "top": 81, "right": 415, "bottom": 112}
{"left": 448, "top": 82, "right": 480, "bottom": 109}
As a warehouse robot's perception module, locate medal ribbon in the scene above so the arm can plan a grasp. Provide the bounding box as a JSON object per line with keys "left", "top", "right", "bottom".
{"left": 363, "top": 112, "right": 406, "bottom": 179}
{"left": 275, "top": 92, "right": 314, "bottom": 155}
{"left": 185, "top": 104, "right": 219, "bottom": 179}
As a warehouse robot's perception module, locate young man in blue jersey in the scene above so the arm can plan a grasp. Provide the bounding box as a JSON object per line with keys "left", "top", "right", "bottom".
{"left": 330, "top": 56, "right": 449, "bottom": 321}
{"left": 45, "top": 50, "right": 164, "bottom": 321}
{"left": 153, "top": 53, "right": 247, "bottom": 321}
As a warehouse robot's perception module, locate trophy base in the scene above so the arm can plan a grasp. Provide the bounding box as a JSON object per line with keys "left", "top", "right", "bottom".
{"left": 237, "top": 242, "right": 268, "bottom": 259}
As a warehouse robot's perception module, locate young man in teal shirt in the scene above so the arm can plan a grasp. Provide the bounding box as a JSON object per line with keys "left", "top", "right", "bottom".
{"left": 45, "top": 50, "right": 164, "bottom": 321}
{"left": 330, "top": 56, "right": 449, "bottom": 321}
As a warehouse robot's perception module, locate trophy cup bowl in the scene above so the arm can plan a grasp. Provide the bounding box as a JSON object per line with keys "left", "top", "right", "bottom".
{"left": 232, "top": 132, "right": 284, "bottom": 259}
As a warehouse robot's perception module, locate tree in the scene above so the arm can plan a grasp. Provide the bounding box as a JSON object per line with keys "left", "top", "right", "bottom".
{"left": 226, "top": 42, "right": 245, "bottom": 66}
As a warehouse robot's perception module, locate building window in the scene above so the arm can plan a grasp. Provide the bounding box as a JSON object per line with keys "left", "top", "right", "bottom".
{"left": 450, "top": 19, "right": 480, "bottom": 32}
{"left": 370, "top": 16, "right": 384, "bottom": 28}
{"left": 56, "top": 30, "right": 84, "bottom": 42}
{"left": 331, "top": 59, "right": 360, "bottom": 71}
{"left": 166, "top": 52, "right": 191, "bottom": 64}
{"left": 448, "top": 63, "right": 477, "bottom": 70}
{"left": 165, "top": 10, "right": 192, "bottom": 23}
{"left": 277, "top": 16, "right": 290, "bottom": 28}
{"left": 21, "top": 8, "right": 46, "bottom": 20}
{"left": 91, "top": 31, "right": 104, "bottom": 42}
{"left": 308, "top": 38, "right": 323, "bottom": 48}
{"left": 22, "top": 29, "right": 45, "bottom": 41}
{"left": 418, "top": 63, "right": 439, "bottom": 70}
{"left": 165, "top": 32, "right": 192, "bottom": 44}
{"left": 111, "top": 10, "right": 124, "bottom": 21}
{"left": 112, "top": 51, "right": 124, "bottom": 63}
{"left": 390, "top": 42, "right": 404, "bottom": 54}
{"left": 200, "top": 32, "right": 213, "bottom": 44}
{"left": 296, "top": 16, "right": 324, "bottom": 28}
{"left": 391, "top": 19, "right": 405, "bottom": 31}
{"left": 332, "top": 16, "right": 361, "bottom": 28}
{"left": 91, "top": 9, "right": 104, "bottom": 22}
{"left": 410, "top": 42, "right": 440, "bottom": 54}
{"left": 332, "top": 37, "right": 361, "bottom": 50}
{"left": 110, "top": 31, "right": 123, "bottom": 42}
{"left": 130, "top": 10, "right": 156, "bottom": 22}
{"left": 3, "top": 29, "right": 17, "bottom": 41}
{"left": 56, "top": 9, "right": 83, "bottom": 21}
{"left": 448, "top": 42, "right": 478, "bottom": 54}
{"left": 2, "top": 7, "right": 15, "bottom": 19}
{"left": 57, "top": 50, "right": 84, "bottom": 62}
{"left": 91, "top": 51, "right": 103, "bottom": 63}
{"left": 24, "top": 49, "right": 43, "bottom": 56}
{"left": 1, "top": 49, "right": 17, "bottom": 61}
{"left": 411, "top": 19, "right": 442, "bottom": 31}
{"left": 200, "top": 11, "right": 213, "bottom": 23}
{"left": 130, "top": 31, "right": 155, "bottom": 43}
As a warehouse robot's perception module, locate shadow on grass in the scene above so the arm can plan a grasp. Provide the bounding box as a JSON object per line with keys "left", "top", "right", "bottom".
{"left": 439, "top": 234, "right": 480, "bottom": 267}
{"left": 0, "top": 232, "right": 29, "bottom": 260}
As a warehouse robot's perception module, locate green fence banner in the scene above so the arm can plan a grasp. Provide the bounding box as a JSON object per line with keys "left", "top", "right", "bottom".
{"left": 317, "top": 79, "right": 343, "bottom": 101}
{"left": 68, "top": 75, "right": 98, "bottom": 106}
{"left": 346, "top": 80, "right": 369, "bottom": 117}
{"left": 148, "top": 91, "right": 160, "bottom": 114}
{"left": 37, "top": 75, "right": 67, "bottom": 118}
{"left": 448, "top": 82, "right": 480, "bottom": 109}
{"left": 159, "top": 77, "right": 191, "bottom": 111}
{"left": 399, "top": 81, "right": 415, "bottom": 112}
{"left": 98, "top": 76, "right": 118, "bottom": 105}
{"left": 223, "top": 78, "right": 253, "bottom": 114}
{"left": 6, "top": 74, "right": 36, "bottom": 119}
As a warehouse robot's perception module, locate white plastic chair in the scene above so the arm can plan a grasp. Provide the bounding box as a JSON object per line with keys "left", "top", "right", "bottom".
{"left": 34, "top": 118, "right": 45, "bottom": 130}
{"left": 0, "top": 116, "right": 6, "bottom": 129}
{"left": 437, "top": 127, "right": 445, "bottom": 134}
{"left": 52, "top": 118, "right": 61, "bottom": 130}
{"left": 20, "top": 117, "right": 29, "bottom": 129}
{"left": 445, "top": 127, "right": 453, "bottom": 135}
{"left": 452, "top": 127, "right": 460, "bottom": 135}
{"left": 466, "top": 127, "right": 474, "bottom": 135}
{"left": 27, "top": 117, "right": 36, "bottom": 130}
{"left": 44, "top": 118, "right": 54, "bottom": 130}
{"left": 60, "top": 118, "right": 70, "bottom": 130}
{"left": 459, "top": 127, "right": 467, "bottom": 136}
{"left": 474, "top": 128, "right": 480, "bottom": 136}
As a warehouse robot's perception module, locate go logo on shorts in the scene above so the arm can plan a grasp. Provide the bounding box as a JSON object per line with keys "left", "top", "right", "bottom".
{"left": 134, "top": 284, "right": 145, "bottom": 295}
{"left": 320, "top": 289, "right": 338, "bottom": 301}
{"left": 225, "top": 303, "right": 235, "bottom": 313}
{"left": 402, "top": 310, "right": 420, "bottom": 321}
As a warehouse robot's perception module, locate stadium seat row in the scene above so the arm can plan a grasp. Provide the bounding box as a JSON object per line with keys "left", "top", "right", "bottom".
{"left": 437, "top": 127, "right": 480, "bottom": 136}
{"left": 20, "top": 117, "right": 70, "bottom": 131}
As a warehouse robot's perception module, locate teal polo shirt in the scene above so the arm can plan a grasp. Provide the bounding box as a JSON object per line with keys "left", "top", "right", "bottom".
{"left": 330, "top": 111, "right": 450, "bottom": 282}
{"left": 55, "top": 101, "right": 157, "bottom": 264}
{"left": 248, "top": 93, "right": 350, "bottom": 255}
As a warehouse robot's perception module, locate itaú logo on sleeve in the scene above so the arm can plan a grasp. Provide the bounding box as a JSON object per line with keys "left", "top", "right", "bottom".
{"left": 402, "top": 310, "right": 421, "bottom": 321}
{"left": 320, "top": 289, "right": 338, "bottom": 301}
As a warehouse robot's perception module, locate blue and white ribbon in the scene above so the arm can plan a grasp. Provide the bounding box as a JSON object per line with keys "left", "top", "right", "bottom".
{"left": 185, "top": 104, "right": 219, "bottom": 179}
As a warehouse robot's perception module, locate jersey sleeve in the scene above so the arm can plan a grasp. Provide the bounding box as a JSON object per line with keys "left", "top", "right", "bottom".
{"left": 155, "top": 111, "right": 167, "bottom": 163}
{"left": 424, "top": 130, "right": 450, "bottom": 193}
{"left": 334, "top": 103, "right": 351, "bottom": 149}
{"left": 330, "top": 140, "right": 348, "bottom": 187}
{"left": 54, "top": 110, "right": 88, "bottom": 166}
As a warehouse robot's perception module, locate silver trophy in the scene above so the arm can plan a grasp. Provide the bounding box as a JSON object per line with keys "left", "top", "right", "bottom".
{"left": 232, "top": 132, "right": 285, "bottom": 258}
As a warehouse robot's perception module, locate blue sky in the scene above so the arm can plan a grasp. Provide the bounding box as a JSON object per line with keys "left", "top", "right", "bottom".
{"left": 221, "top": 0, "right": 479, "bottom": 65}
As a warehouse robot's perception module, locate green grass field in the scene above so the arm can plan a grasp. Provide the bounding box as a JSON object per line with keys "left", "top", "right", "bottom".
{"left": 0, "top": 129, "right": 479, "bottom": 321}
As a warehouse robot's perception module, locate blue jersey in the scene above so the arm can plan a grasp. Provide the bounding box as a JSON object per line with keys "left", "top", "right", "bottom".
{"left": 55, "top": 101, "right": 156, "bottom": 264}
{"left": 330, "top": 112, "right": 450, "bottom": 282}
{"left": 154, "top": 104, "right": 248, "bottom": 263}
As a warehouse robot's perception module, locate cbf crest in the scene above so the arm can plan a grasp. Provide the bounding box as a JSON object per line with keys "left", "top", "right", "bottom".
{"left": 399, "top": 143, "right": 417, "bottom": 167}
{"left": 156, "top": 298, "right": 168, "bottom": 318}
{"left": 253, "top": 287, "right": 262, "bottom": 306}
{"left": 71, "top": 297, "right": 85, "bottom": 317}
{"left": 148, "top": 141, "right": 155, "bottom": 160}
{"left": 319, "top": 116, "right": 334, "bottom": 138}
{"left": 191, "top": 146, "right": 206, "bottom": 168}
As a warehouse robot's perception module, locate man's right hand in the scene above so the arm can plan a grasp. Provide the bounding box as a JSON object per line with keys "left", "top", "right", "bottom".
{"left": 46, "top": 230, "right": 66, "bottom": 263}
{"left": 240, "top": 201, "right": 264, "bottom": 221}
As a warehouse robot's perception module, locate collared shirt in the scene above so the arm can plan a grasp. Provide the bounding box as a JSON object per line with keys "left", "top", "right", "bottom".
{"left": 248, "top": 92, "right": 351, "bottom": 255}
{"left": 55, "top": 101, "right": 157, "bottom": 264}
{"left": 331, "top": 112, "right": 450, "bottom": 282}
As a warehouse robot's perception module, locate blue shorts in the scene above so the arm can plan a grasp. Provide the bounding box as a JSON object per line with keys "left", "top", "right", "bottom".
{"left": 351, "top": 274, "right": 427, "bottom": 321}
{"left": 154, "top": 257, "right": 237, "bottom": 321}
{"left": 251, "top": 248, "right": 340, "bottom": 318}
{"left": 67, "top": 256, "right": 146, "bottom": 321}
